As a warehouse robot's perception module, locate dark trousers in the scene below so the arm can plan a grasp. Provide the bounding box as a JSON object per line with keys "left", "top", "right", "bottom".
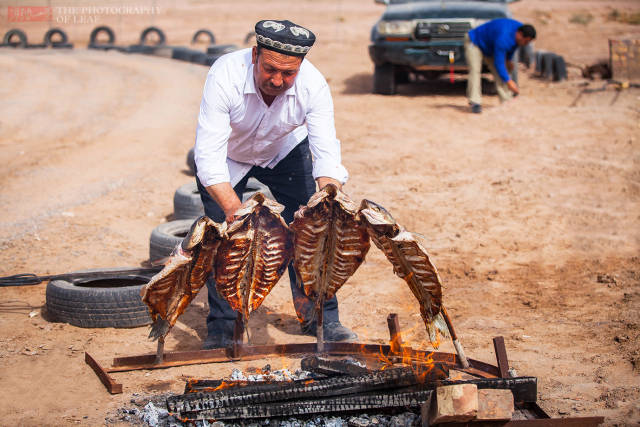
{"left": 195, "top": 139, "right": 340, "bottom": 339}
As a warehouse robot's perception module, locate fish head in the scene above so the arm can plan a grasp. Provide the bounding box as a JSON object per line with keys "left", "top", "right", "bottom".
{"left": 358, "top": 199, "right": 400, "bottom": 237}
{"left": 181, "top": 216, "right": 210, "bottom": 251}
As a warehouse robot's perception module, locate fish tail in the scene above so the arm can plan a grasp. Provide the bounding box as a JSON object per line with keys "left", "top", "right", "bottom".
{"left": 426, "top": 312, "right": 450, "bottom": 349}
{"left": 148, "top": 318, "right": 170, "bottom": 340}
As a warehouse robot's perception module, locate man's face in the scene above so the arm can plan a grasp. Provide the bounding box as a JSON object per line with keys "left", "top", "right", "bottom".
{"left": 515, "top": 32, "right": 533, "bottom": 46}
{"left": 252, "top": 47, "right": 303, "bottom": 98}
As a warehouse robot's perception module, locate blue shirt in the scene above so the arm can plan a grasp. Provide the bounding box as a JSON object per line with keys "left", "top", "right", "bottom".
{"left": 468, "top": 18, "right": 521, "bottom": 83}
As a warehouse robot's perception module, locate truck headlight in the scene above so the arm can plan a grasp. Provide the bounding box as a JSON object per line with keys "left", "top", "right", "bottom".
{"left": 377, "top": 20, "right": 414, "bottom": 36}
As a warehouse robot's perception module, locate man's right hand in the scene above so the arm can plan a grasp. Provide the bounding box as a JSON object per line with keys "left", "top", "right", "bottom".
{"left": 205, "top": 182, "right": 243, "bottom": 224}
{"left": 507, "top": 79, "right": 519, "bottom": 95}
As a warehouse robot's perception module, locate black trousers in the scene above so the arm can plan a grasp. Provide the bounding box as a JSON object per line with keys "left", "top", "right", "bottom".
{"left": 195, "top": 139, "right": 340, "bottom": 339}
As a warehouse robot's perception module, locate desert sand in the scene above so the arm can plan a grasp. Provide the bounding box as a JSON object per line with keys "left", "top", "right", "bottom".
{"left": 0, "top": 0, "right": 639, "bottom": 425}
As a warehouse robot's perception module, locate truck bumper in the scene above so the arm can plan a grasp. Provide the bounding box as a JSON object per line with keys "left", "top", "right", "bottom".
{"left": 369, "top": 41, "right": 468, "bottom": 71}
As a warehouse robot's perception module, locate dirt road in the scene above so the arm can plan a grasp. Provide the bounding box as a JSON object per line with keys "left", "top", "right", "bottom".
{"left": 1, "top": 0, "right": 638, "bottom": 425}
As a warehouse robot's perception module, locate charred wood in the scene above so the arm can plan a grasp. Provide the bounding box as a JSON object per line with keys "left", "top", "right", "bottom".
{"left": 300, "top": 356, "right": 370, "bottom": 377}
{"left": 168, "top": 367, "right": 443, "bottom": 413}
{"left": 178, "top": 389, "right": 433, "bottom": 420}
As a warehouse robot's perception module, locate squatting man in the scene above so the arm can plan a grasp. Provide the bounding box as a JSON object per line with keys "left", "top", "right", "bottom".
{"left": 193, "top": 19, "right": 358, "bottom": 349}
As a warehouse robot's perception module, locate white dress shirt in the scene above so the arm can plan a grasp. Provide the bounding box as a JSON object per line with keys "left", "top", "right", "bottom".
{"left": 194, "top": 48, "right": 348, "bottom": 188}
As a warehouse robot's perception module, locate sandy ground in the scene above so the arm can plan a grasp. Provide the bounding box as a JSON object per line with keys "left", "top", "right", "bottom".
{"left": 1, "top": 0, "right": 639, "bottom": 425}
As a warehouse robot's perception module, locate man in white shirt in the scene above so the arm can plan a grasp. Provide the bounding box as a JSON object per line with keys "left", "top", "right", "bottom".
{"left": 194, "top": 19, "right": 357, "bottom": 349}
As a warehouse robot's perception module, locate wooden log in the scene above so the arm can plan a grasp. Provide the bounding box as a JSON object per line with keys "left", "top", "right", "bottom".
{"left": 178, "top": 390, "right": 433, "bottom": 420}
{"left": 167, "top": 367, "right": 434, "bottom": 413}
{"left": 300, "top": 355, "right": 370, "bottom": 376}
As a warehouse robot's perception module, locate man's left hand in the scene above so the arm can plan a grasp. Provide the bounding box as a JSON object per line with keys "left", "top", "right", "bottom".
{"left": 316, "top": 177, "right": 342, "bottom": 191}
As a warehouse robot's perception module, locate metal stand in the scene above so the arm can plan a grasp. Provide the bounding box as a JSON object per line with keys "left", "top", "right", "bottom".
{"left": 155, "top": 337, "right": 165, "bottom": 364}
{"left": 316, "top": 297, "right": 325, "bottom": 353}
{"left": 84, "top": 312, "right": 498, "bottom": 394}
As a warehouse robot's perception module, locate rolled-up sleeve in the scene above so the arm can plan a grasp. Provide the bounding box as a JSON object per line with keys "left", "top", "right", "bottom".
{"left": 305, "top": 81, "right": 349, "bottom": 184}
{"left": 195, "top": 72, "right": 233, "bottom": 187}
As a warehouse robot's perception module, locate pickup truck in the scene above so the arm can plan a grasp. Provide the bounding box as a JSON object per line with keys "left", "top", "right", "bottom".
{"left": 369, "top": 0, "right": 518, "bottom": 94}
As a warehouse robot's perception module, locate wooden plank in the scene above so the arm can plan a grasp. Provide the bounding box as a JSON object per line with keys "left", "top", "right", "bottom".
{"left": 85, "top": 352, "right": 122, "bottom": 394}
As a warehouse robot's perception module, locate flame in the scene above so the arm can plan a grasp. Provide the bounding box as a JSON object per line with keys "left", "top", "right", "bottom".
{"left": 304, "top": 379, "right": 314, "bottom": 385}
{"left": 213, "top": 380, "right": 235, "bottom": 391}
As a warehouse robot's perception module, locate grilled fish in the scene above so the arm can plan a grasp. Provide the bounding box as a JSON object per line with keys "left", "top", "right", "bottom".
{"left": 290, "top": 184, "right": 370, "bottom": 304}
{"left": 215, "top": 192, "right": 293, "bottom": 330}
{"left": 358, "top": 199, "right": 448, "bottom": 348}
{"left": 141, "top": 216, "right": 226, "bottom": 340}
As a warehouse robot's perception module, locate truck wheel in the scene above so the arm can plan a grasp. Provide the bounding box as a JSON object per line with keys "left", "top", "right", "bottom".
{"left": 373, "top": 63, "right": 396, "bottom": 95}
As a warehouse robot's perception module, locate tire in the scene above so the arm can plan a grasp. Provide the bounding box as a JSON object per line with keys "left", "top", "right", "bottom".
{"left": 172, "top": 47, "right": 193, "bottom": 62}
{"left": 173, "top": 182, "right": 205, "bottom": 220}
{"left": 541, "top": 53, "right": 555, "bottom": 80}
{"left": 552, "top": 54, "right": 567, "bottom": 81}
{"left": 191, "top": 51, "right": 209, "bottom": 65}
{"left": 45, "top": 268, "right": 153, "bottom": 328}
{"left": 126, "top": 44, "right": 156, "bottom": 54}
{"left": 192, "top": 29, "right": 215, "bottom": 45}
{"left": 186, "top": 147, "right": 196, "bottom": 174}
{"left": 89, "top": 26, "right": 115, "bottom": 45}
{"left": 44, "top": 28, "right": 68, "bottom": 46}
{"left": 149, "top": 219, "right": 194, "bottom": 262}
{"left": 139, "top": 26, "right": 166, "bottom": 46}
{"left": 534, "top": 50, "right": 545, "bottom": 74}
{"left": 373, "top": 63, "right": 396, "bottom": 95}
{"left": 518, "top": 44, "right": 534, "bottom": 68}
{"left": 243, "top": 178, "right": 274, "bottom": 202}
{"left": 3, "top": 29, "right": 27, "bottom": 47}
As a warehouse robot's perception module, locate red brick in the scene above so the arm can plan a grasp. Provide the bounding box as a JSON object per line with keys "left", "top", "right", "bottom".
{"left": 428, "top": 383, "right": 478, "bottom": 424}
{"left": 477, "top": 388, "right": 514, "bottom": 421}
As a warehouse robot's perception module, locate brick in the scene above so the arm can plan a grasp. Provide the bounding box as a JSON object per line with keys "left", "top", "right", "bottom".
{"left": 477, "top": 388, "right": 514, "bottom": 421}
{"left": 610, "top": 38, "right": 640, "bottom": 83}
{"left": 428, "top": 383, "right": 478, "bottom": 424}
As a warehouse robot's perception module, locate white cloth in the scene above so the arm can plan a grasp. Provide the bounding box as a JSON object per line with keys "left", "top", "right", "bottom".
{"left": 194, "top": 48, "right": 348, "bottom": 188}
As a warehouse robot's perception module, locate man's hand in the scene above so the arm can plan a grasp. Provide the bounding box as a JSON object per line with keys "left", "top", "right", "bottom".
{"left": 316, "top": 177, "right": 342, "bottom": 191}
{"left": 507, "top": 79, "right": 519, "bottom": 95}
{"left": 205, "top": 182, "right": 243, "bottom": 223}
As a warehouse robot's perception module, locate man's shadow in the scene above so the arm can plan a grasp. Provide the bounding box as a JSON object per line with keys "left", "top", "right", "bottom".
{"left": 342, "top": 71, "right": 497, "bottom": 97}
{"left": 168, "top": 295, "right": 305, "bottom": 350}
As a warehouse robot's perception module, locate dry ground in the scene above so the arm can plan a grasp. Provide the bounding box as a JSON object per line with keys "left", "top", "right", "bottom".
{"left": 0, "top": 0, "right": 639, "bottom": 425}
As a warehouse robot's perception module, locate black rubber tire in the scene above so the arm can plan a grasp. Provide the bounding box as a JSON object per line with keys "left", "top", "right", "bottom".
{"left": 44, "top": 28, "right": 68, "bottom": 46}
{"left": 173, "top": 182, "right": 205, "bottom": 220}
{"left": 172, "top": 47, "right": 193, "bottom": 62}
{"left": 206, "top": 44, "right": 237, "bottom": 56}
{"left": 3, "top": 29, "right": 27, "bottom": 47}
{"left": 191, "top": 51, "right": 209, "bottom": 65}
{"left": 149, "top": 219, "right": 194, "bottom": 262}
{"left": 126, "top": 44, "right": 156, "bottom": 54}
{"left": 373, "top": 63, "right": 396, "bottom": 95}
{"left": 186, "top": 147, "right": 196, "bottom": 174}
{"left": 89, "top": 26, "right": 115, "bottom": 45}
{"left": 45, "top": 269, "right": 153, "bottom": 328}
{"left": 552, "top": 54, "right": 567, "bottom": 81}
{"left": 192, "top": 29, "right": 215, "bottom": 45}
{"left": 139, "top": 26, "right": 166, "bottom": 46}
{"left": 243, "top": 178, "right": 274, "bottom": 201}
{"left": 204, "top": 54, "right": 220, "bottom": 66}
{"left": 518, "top": 44, "right": 534, "bottom": 69}
{"left": 541, "top": 53, "right": 555, "bottom": 80}
{"left": 534, "top": 50, "right": 545, "bottom": 74}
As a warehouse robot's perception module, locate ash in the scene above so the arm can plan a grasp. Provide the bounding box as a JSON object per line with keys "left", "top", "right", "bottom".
{"left": 108, "top": 364, "right": 419, "bottom": 427}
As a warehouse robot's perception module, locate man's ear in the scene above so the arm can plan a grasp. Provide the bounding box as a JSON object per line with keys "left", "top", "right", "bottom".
{"left": 251, "top": 46, "right": 258, "bottom": 65}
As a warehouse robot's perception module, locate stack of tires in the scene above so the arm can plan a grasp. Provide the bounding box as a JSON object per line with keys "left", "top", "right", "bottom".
{"left": 148, "top": 147, "right": 274, "bottom": 263}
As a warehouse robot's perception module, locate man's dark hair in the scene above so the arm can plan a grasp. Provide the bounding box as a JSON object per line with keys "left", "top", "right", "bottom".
{"left": 518, "top": 24, "right": 536, "bottom": 39}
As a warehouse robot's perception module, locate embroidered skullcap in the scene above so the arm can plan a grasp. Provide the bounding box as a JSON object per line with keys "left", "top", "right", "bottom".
{"left": 254, "top": 20, "right": 316, "bottom": 57}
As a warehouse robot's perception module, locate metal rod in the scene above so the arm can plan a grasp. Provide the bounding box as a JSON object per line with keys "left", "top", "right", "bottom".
{"left": 493, "top": 336, "right": 510, "bottom": 378}
{"left": 316, "top": 297, "right": 325, "bottom": 353}
{"left": 386, "top": 313, "right": 403, "bottom": 354}
{"left": 441, "top": 306, "right": 470, "bottom": 369}
{"left": 154, "top": 337, "right": 165, "bottom": 364}
{"left": 85, "top": 352, "right": 122, "bottom": 394}
{"left": 232, "top": 312, "right": 244, "bottom": 359}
